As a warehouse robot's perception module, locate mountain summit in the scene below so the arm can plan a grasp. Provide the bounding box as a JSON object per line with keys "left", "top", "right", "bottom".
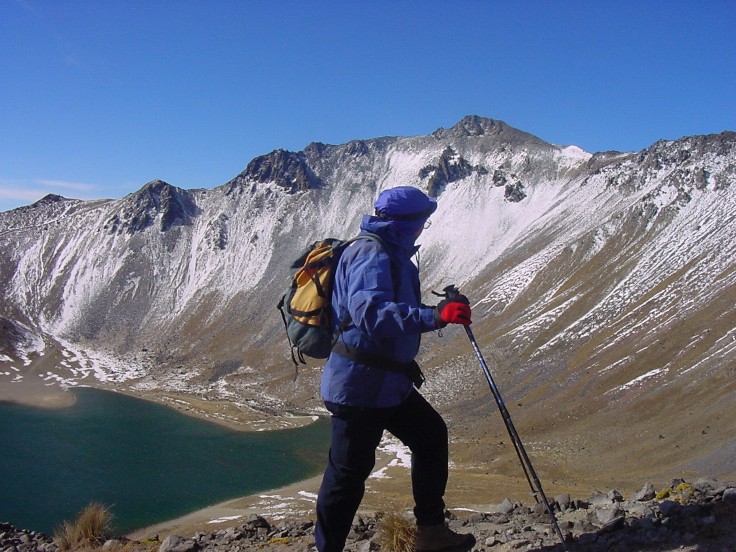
{"left": 1, "top": 116, "right": 735, "bottom": 494}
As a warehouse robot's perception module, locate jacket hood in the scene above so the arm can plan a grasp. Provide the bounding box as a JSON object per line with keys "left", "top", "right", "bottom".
{"left": 360, "top": 215, "right": 421, "bottom": 256}
{"left": 374, "top": 186, "right": 437, "bottom": 236}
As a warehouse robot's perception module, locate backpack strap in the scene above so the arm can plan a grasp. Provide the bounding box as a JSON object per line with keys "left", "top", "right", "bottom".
{"left": 330, "top": 232, "right": 398, "bottom": 349}
{"left": 277, "top": 295, "right": 306, "bottom": 367}
{"left": 343, "top": 232, "right": 400, "bottom": 294}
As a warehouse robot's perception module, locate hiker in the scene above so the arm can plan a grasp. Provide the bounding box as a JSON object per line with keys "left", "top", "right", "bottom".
{"left": 315, "top": 186, "right": 476, "bottom": 552}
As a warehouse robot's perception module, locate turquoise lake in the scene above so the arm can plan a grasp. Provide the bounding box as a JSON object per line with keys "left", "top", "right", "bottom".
{"left": 0, "top": 387, "right": 331, "bottom": 535}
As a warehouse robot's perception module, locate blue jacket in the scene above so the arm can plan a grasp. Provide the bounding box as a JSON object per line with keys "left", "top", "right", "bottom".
{"left": 320, "top": 215, "right": 438, "bottom": 407}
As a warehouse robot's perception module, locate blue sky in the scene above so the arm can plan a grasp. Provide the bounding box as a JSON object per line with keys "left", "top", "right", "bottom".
{"left": 1, "top": 1, "right": 734, "bottom": 212}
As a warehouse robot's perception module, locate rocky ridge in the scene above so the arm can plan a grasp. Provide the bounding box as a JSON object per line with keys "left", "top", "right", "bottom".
{"left": 2, "top": 478, "right": 735, "bottom": 552}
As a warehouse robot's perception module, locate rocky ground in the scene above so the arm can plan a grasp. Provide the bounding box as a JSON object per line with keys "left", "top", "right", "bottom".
{"left": 2, "top": 478, "right": 735, "bottom": 552}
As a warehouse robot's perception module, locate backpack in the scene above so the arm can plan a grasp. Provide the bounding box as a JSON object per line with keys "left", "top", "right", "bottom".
{"left": 277, "top": 232, "right": 389, "bottom": 365}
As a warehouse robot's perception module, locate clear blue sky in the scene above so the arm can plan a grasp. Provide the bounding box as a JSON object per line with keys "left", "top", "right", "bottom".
{"left": 1, "top": 1, "right": 734, "bottom": 212}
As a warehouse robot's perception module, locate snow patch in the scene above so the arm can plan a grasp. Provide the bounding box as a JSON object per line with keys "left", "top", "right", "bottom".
{"left": 207, "top": 515, "right": 244, "bottom": 525}
{"left": 609, "top": 368, "right": 668, "bottom": 394}
{"left": 370, "top": 436, "right": 412, "bottom": 480}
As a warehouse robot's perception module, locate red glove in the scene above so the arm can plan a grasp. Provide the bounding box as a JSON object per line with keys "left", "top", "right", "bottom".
{"left": 435, "top": 297, "right": 472, "bottom": 327}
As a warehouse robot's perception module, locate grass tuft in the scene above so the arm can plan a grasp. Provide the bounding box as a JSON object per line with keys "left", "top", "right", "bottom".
{"left": 54, "top": 502, "right": 113, "bottom": 551}
{"left": 376, "top": 512, "right": 416, "bottom": 552}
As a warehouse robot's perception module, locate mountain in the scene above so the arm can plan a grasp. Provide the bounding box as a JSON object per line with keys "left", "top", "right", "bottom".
{"left": 1, "top": 115, "right": 735, "bottom": 496}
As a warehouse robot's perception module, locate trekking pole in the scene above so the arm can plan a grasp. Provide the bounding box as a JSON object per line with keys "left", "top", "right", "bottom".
{"left": 434, "top": 285, "right": 568, "bottom": 550}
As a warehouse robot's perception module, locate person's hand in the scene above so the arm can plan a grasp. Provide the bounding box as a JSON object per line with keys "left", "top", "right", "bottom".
{"left": 434, "top": 294, "right": 472, "bottom": 327}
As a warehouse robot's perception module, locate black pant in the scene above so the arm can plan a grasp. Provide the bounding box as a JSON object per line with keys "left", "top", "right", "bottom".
{"left": 315, "top": 390, "right": 448, "bottom": 552}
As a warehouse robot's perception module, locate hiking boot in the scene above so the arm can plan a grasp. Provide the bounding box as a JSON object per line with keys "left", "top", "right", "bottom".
{"left": 414, "top": 524, "right": 476, "bottom": 552}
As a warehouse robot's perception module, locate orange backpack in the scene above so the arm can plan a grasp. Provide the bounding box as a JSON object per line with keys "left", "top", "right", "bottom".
{"left": 277, "top": 233, "right": 388, "bottom": 364}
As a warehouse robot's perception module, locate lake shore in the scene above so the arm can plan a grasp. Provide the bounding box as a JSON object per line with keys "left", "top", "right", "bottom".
{"left": 120, "top": 387, "right": 322, "bottom": 432}
{"left": 125, "top": 471, "right": 326, "bottom": 541}
{"left": 0, "top": 376, "right": 321, "bottom": 432}
{"left": 125, "top": 445, "right": 410, "bottom": 542}
{"left": 0, "top": 378, "right": 76, "bottom": 409}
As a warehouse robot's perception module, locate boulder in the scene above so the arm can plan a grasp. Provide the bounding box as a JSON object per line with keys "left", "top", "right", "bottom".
{"left": 632, "top": 482, "right": 656, "bottom": 501}
{"left": 159, "top": 535, "right": 198, "bottom": 552}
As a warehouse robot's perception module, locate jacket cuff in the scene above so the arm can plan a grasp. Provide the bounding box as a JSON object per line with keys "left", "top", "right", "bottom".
{"left": 424, "top": 307, "right": 445, "bottom": 330}
{"left": 433, "top": 309, "right": 448, "bottom": 329}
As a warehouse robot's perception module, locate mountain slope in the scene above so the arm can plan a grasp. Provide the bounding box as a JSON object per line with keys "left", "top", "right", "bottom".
{"left": 1, "top": 116, "right": 735, "bottom": 493}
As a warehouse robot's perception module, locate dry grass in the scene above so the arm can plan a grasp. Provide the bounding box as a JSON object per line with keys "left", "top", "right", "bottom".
{"left": 375, "top": 512, "right": 416, "bottom": 552}
{"left": 54, "top": 503, "right": 113, "bottom": 551}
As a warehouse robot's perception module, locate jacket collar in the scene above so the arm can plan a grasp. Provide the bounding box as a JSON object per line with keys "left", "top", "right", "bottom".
{"left": 359, "top": 215, "right": 421, "bottom": 257}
